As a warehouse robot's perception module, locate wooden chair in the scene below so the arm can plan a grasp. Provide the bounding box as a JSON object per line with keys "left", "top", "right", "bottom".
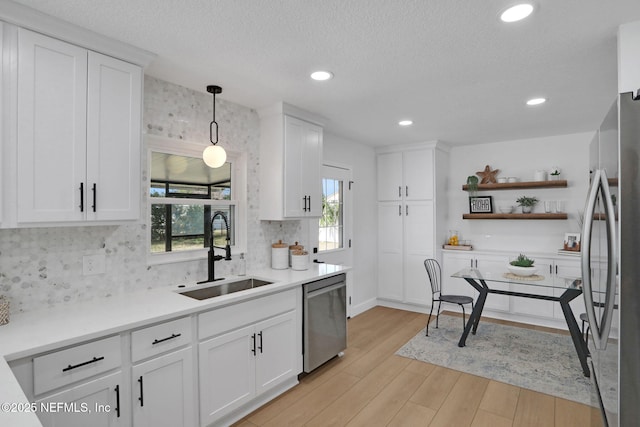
{"left": 424, "top": 258, "right": 474, "bottom": 336}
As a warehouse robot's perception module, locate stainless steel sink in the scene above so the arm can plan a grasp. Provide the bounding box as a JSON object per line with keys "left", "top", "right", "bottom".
{"left": 179, "top": 278, "right": 273, "bottom": 300}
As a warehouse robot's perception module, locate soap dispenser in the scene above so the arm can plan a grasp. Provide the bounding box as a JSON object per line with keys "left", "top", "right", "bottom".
{"left": 238, "top": 253, "right": 246, "bottom": 276}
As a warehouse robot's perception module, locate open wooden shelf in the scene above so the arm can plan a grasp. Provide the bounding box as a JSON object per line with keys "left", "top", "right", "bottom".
{"left": 462, "top": 180, "right": 567, "bottom": 191}
{"left": 463, "top": 213, "right": 568, "bottom": 220}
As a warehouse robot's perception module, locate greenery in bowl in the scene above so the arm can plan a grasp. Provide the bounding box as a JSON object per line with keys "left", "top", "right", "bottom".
{"left": 510, "top": 254, "right": 535, "bottom": 267}
{"left": 516, "top": 196, "right": 539, "bottom": 207}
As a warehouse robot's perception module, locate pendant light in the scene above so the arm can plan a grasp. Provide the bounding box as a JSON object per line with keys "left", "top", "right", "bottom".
{"left": 202, "top": 85, "right": 227, "bottom": 168}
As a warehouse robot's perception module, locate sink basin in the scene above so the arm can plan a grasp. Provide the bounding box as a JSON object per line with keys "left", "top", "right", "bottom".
{"left": 179, "top": 278, "right": 273, "bottom": 300}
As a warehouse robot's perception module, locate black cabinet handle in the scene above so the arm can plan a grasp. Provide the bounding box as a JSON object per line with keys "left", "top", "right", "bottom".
{"left": 308, "top": 196, "right": 311, "bottom": 211}
{"left": 258, "top": 331, "right": 263, "bottom": 354}
{"left": 91, "top": 183, "right": 97, "bottom": 212}
{"left": 398, "top": 205, "right": 401, "bottom": 216}
{"left": 138, "top": 376, "right": 144, "bottom": 407}
{"left": 302, "top": 196, "right": 307, "bottom": 212}
{"left": 114, "top": 385, "right": 121, "bottom": 418}
{"left": 62, "top": 356, "right": 104, "bottom": 372}
{"left": 406, "top": 186, "right": 408, "bottom": 197}
{"left": 251, "top": 333, "right": 256, "bottom": 355}
{"left": 152, "top": 333, "right": 181, "bottom": 345}
{"left": 406, "top": 205, "right": 409, "bottom": 216}
{"left": 555, "top": 265, "right": 558, "bottom": 275}
{"left": 79, "top": 183, "right": 84, "bottom": 212}
{"left": 398, "top": 186, "right": 401, "bottom": 197}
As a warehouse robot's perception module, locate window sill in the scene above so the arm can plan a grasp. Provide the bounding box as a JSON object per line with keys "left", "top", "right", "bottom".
{"left": 147, "top": 247, "right": 246, "bottom": 266}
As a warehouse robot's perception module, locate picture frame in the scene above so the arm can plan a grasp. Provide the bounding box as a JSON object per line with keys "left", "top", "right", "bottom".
{"left": 469, "top": 196, "right": 493, "bottom": 214}
{"left": 563, "top": 232, "right": 581, "bottom": 251}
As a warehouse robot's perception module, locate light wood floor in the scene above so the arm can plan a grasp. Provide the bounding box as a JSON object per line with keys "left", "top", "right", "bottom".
{"left": 234, "top": 306, "right": 601, "bottom": 427}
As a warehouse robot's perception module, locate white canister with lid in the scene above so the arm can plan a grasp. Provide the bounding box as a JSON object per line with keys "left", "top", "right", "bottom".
{"left": 291, "top": 250, "right": 309, "bottom": 271}
{"left": 271, "top": 240, "right": 289, "bottom": 269}
{"left": 534, "top": 170, "right": 547, "bottom": 181}
{"left": 289, "top": 242, "right": 304, "bottom": 267}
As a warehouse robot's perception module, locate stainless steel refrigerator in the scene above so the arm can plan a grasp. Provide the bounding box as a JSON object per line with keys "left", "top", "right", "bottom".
{"left": 582, "top": 91, "right": 640, "bottom": 427}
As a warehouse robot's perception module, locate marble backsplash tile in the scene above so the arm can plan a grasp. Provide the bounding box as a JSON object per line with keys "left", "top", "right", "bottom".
{"left": 0, "top": 76, "right": 308, "bottom": 315}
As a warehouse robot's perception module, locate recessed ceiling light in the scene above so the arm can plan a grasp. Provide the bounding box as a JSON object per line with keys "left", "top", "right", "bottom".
{"left": 500, "top": 3, "right": 534, "bottom": 23}
{"left": 310, "top": 71, "right": 333, "bottom": 81}
{"left": 398, "top": 120, "right": 413, "bottom": 126}
{"left": 526, "top": 97, "right": 546, "bottom": 106}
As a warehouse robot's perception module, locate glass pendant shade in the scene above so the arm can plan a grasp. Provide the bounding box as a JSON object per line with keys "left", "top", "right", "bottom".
{"left": 203, "top": 145, "right": 227, "bottom": 168}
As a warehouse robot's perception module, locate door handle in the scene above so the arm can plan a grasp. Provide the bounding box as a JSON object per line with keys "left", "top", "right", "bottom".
{"left": 138, "top": 376, "right": 144, "bottom": 407}
{"left": 251, "top": 333, "right": 256, "bottom": 355}
{"left": 79, "top": 183, "right": 84, "bottom": 212}
{"left": 114, "top": 385, "right": 121, "bottom": 418}
{"left": 406, "top": 186, "right": 408, "bottom": 197}
{"left": 91, "top": 183, "right": 97, "bottom": 212}
{"left": 398, "top": 186, "right": 401, "bottom": 197}
{"left": 258, "top": 331, "right": 263, "bottom": 353}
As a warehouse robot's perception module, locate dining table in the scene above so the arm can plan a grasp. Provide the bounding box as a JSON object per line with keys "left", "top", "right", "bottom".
{"left": 451, "top": 267, "right": 590, "bottom": 377}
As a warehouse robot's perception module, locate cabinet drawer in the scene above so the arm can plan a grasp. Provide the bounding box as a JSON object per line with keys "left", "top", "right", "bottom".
{"left": 131, "top": 316, "right": 192, "bottom": 362}
{"left": 33, "top": 335, "right": 121, "bottom": 395}
{"left": 199, "top": 289, "right": 297, "bottom": 340}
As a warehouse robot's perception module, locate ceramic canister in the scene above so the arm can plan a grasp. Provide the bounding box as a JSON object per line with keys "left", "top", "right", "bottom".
{"left": 534, "top": 170, "right": 547, "bottom": 181}
{"left": 271, "top": 240, "right": 289, "bottom": 269}
{"left": 291, "top": 250, "right": 309, "bottom": 271}
{"left": 288, "top": 241, "right": 304, "bottom": 267}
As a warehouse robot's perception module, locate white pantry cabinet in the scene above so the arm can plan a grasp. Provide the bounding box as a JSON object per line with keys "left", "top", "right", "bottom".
{"left": 15, "top": 28, "right": 141, "bottom": 224}
{"left": 377, "top": 149, "right": 434, "bottom": 201}
{"left": 259, "top": 103, "right": 323, "bottom": 220}
{"left": 377, "top": 143, "right": 448, "bottom": 307}
{"left": 198, "top": 311, "right": 297, "bottom": 425}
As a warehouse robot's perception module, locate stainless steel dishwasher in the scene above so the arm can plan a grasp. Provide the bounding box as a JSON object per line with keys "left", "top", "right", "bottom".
{"left": 303, "top": 273, "right": 347, "bottom": 372}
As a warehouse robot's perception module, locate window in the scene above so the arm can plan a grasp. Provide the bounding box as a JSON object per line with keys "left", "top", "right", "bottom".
{"left": 318, "top": 177, "right": 343, "bottom": 251}
{"left": 147, "top": 136, "right": 246, "bottom": 264}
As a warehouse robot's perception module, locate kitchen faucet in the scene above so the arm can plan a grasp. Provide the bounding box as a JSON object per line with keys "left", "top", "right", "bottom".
{"left": 198, "top": 211, "right": 232, "bottom": 284}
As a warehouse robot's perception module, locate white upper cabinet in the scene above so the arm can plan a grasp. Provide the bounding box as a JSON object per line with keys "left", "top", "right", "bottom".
{"left": 618, "top": 20, "right": 640, "bottom": 94}
{"left": 86, "top": 51, "right": 141, "bottom": 221}
{"left": 12, "top": 27, "right": 142, "bottom": 225}
{"left": 17, "top": 28, "right": 88, "bottom": 223}
{"left": 259, "top": 103, "right": 323, "bottom": 220}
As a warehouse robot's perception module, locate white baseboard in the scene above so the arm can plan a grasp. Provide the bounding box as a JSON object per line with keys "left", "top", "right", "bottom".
{"left": 349, "top": 297, "right": 377, "bottom": 317}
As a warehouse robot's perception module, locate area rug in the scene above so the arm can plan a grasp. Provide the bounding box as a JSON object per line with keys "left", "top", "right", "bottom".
{"left": 395, "top": 315, "right": 592, "bottom": 405}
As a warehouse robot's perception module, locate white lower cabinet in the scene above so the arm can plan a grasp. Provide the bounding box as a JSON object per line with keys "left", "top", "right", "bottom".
{"left": 132, "top": 347, "right": 194, "bottom": 427}
{"left": 36, "top": 371, "right": 127, "bottom": 427}
{"left": 199, "top": 310, "right": 297, "bottom": 426}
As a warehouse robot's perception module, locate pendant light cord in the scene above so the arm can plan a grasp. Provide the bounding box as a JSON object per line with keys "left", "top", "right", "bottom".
{"left": 210, "top": 91, "right": 218, "bottom": 145}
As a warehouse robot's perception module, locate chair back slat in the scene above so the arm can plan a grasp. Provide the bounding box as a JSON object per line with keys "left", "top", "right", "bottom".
{"left": 424, "top": 258, "right": 442, "bottom": 294}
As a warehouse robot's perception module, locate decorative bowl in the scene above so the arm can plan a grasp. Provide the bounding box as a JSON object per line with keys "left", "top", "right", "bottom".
{"left": 498, "top": 205, "right": 514, "bottom": 214}
{"left": 507, "top": 265, "right": 538, "bottom": 276}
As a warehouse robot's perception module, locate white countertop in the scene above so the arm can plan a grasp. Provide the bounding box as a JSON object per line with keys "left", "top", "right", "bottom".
{"left": 0, "top": 263, "right": 349, "bottom": 427}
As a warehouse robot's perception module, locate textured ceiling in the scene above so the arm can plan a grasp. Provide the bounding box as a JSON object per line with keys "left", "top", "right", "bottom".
{"left": 11, "top": 0, "right": 640, "bottom": 146}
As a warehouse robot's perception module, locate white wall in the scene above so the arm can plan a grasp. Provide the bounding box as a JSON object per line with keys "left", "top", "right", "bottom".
{"left": 323, "top": 132, "right": 378, "bottom": 313}
{"left": 445, "top": 131, "right": 593, "bottom": 253}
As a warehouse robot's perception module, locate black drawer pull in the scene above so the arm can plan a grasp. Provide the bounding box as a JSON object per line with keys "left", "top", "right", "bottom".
{"left": 62, "top": 356, "right": 104, "bottom": 372}
{"left": 91, "top": 183, "right": 97, "bottom": 212}
{"left": 79, "top": 183, "right": 84, "bottom": 212}
{"left": 152, "top": 333, "right": 181, "bottom": 345}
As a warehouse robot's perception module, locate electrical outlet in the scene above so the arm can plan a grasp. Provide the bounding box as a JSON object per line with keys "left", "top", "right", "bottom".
{"left": 83, "top": 254, "right": 105, "bottom": 276}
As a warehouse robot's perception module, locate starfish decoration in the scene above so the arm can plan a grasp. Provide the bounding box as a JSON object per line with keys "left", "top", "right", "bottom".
{"left": 476, "top": 165, "right": 500, "bottom": 184}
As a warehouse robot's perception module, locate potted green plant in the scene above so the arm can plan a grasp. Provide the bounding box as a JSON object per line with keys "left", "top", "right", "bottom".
{"left": 516, "top": 196, "right": 539, "bottom": 213}
{"left": 466, "top": 175, "right": 479, "bottom": 197}
{"left": 549, "top": 166, "right": 561, "bottom": 181}
{"left": 508, "top": 254, "right": 537, "bottom": 276}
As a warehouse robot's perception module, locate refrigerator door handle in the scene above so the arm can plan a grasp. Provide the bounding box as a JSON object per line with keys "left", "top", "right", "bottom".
{"left": 599, "top": 168, "right": 617, "bottom": 349}
{"left": 581, "top": 169, "right": 617, "bottom": 350}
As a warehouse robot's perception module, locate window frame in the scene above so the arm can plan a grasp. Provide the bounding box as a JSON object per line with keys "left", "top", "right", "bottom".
{"left": 145, "top": 135, "right": 247, "bottom": 265}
